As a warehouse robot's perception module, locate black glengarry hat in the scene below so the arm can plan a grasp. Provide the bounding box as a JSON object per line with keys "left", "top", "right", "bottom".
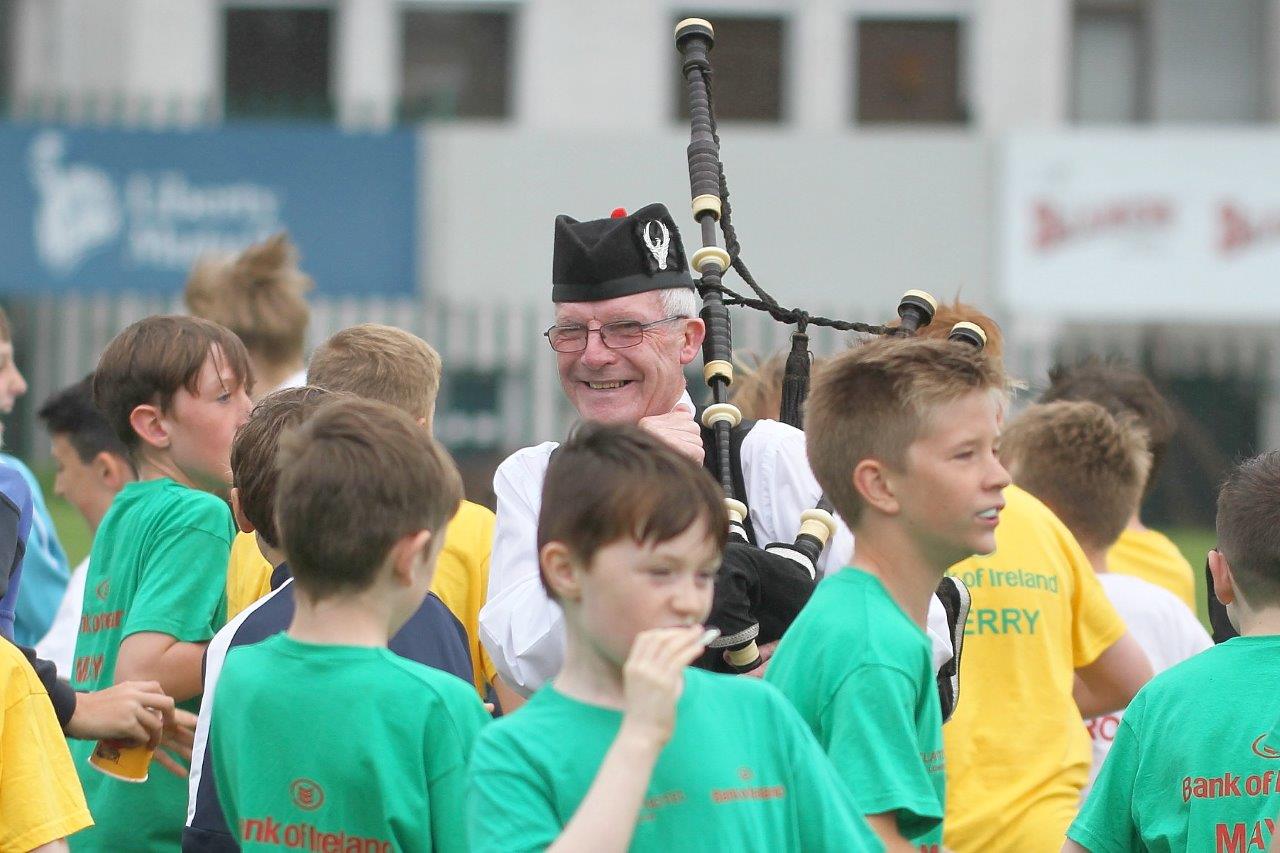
{"left": 552, "top": 203, "right": 696, "bottom": 303}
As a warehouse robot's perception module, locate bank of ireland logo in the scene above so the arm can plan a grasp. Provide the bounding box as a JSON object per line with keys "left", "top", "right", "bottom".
{"left": 28, "top": 130, "right": 123, "bottom": 275}
{"left": 290, "top": 778, "right": 324, "bottom": 811}
{"left": 1251, "top": 735, "right": 1280, "bottom": 759}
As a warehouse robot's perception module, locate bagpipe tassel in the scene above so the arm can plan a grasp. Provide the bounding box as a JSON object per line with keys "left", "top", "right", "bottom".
{"left": 779, "top": 326, "right": 811, "bottom": 429}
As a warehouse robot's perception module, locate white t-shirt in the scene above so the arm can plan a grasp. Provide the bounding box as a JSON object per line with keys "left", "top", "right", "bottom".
{"left": 1083, "top": 572, "right": 1212, "bottom": 794}
{"left": 35, "top": 555, "right": 88, "bottom": 678}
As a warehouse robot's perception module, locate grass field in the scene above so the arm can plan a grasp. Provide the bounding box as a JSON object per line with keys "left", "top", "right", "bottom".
{"left": 1165, "top": 527, "right": 1217, "bottom": 632}
{"left": 28, "top": 460, "right": 1222, "bottom": 630}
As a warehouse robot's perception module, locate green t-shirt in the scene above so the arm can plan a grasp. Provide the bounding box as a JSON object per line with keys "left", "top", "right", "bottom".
{"left": 69, "top": 477, "right": 233, "bottom": 851}
{"left": 765, "top": 567, "right": 945, "bottom": 848}
{"left": 1068, "top": 634, "right": 1280, "bottom": 852}
{"left": 212, "top": 633, "right": 489, "bottom": 853}
{"left": 467, "top": 667, "right": 881, "bottom": 853}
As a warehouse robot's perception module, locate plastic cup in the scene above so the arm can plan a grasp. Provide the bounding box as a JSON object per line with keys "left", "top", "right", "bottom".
{"left": 89, "top": 738, "right": 155, "bottom": 783}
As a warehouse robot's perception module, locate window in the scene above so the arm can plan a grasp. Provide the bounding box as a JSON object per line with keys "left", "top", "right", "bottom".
{"left": 436, "top": 368, "right": 504, "bottom": 448}
{"left": 224, "top": 7, "right": 333, "bottom": 120}
{"left": 672, "top": 15, "right": 785, "bottom": 123}
{"left": 1072, "top": 1, "right": 1146, "bottom": 122}
{"left": 1072, "top": 0, "right": 1266, "bottom": 124}
{"left": 854, "top": 18, "right": 966, "bottom": 124}
{"left": 401, "top": 9, "right": 512, "bottom": 120}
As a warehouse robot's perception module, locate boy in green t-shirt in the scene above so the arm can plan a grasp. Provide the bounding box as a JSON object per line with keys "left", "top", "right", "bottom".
{"left": 69, "top": 315, "right": 254, "bottom": 850}
{"left": 766, "top": 337, "right": 1011, "bottom": 852}
{"left": 466, "top": 423, "right": 881, "bottom": 852}
{"left": 1067, "top": 451, "right": 1280, "bottom": 852}
{"left": 211, "top": 398, "right": 488, "bottom": 852}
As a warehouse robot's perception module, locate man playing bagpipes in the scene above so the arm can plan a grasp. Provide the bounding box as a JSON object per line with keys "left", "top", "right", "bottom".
{"left": 478, "top": 203, "right": 960, "bottom": 705}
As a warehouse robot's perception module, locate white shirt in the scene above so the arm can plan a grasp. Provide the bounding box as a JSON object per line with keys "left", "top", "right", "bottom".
{"left": 35, "top": 555, "right": 88, "bottom": 678}
{"left": 480, "top": 404, "right": 922, "bottom": 696}
{"left": 1083, "top": 573, "right": 1212, "bottom": 793}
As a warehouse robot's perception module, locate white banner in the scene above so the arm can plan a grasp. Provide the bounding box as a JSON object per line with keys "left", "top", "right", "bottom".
{"left": 1001, "top": 131, "right": 1280, "bottom": 321}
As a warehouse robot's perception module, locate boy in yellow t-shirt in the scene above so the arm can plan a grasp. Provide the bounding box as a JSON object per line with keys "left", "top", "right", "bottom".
{"left": 1, "top": 637, "right": 93, "bottom": 850}
{"left": 999, "top": 401, "right": 1210, "bottom": 800}
{"left": 915, "top": 303, "right": 1153, "bottom": 852}
{"left": 306, "top": 324, "right": 498, "bottom": 698}
{"left": 1040, "top": 357, "right": 1196, "bottom": 609}
{"left": 225, "top": 532, "right": 272, "bottom": 619}
{"left": 221, "top": 324, "right": 500, "bottom": 698}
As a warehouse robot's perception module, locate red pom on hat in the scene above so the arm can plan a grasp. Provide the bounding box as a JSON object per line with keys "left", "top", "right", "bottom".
{"left": 610, "top": 207, "right": 627, "bottom": 219}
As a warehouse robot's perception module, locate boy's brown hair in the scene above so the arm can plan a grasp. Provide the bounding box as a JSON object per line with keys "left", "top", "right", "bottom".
{"left": 274, "top": 397, "right": 463, "bottom": 600}
{"left": 307, "top": 324, "right": 442, "bottom": 423}
{"left": 0, "top": 305, "right": 10, "bottom": 342}
{"left": 231, "top": 386, "right": 336, "bottom": 550}
{"left": 184, "top": 233, "right": 312, "bottom": 367}
{"left": 731, "top": 353, "right": 789, "bottom": 422}
{"left": 537, "top": 422, "right": 728, "bottom": 599}
{"left": 93, "top": 315, "right": 253, "bottom": 452}
{"left": 1215, "top": 451, "right": 1280, "bottom": 606}
{"left": 909, "top": 299, "right": 1006, "bottom": 361}
{"left": 1040, "top": 357, "right": 1176, "bottom": 500}
{"left": 806, "top": 337, "right": 1006, "bottom": 526}
{"left": 1000, "top": 400, "right": 1151, "bottom": 553}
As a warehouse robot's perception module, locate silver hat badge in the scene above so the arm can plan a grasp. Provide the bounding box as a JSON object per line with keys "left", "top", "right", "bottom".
{"left": 643, "top": 220, "right": 671, "bottom": 271}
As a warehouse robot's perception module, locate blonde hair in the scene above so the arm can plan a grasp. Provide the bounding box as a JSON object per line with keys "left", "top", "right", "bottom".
{"left": 1001, "top": 400, "right": 1151, "bottom": 552}
{"left": 730, "top": 352, "right": 789, "bottom": 422}
{"left": 185, "top": 232, "right": 312, "bottom": 367}
{"left": 306, "top": 324, "right": 442, "bottom": 423}
{"left": 909, "top": 299, "right": 1005, "bottom": 362}
{"left": 806, "top": 337, "right": 1006, "bottom": 526}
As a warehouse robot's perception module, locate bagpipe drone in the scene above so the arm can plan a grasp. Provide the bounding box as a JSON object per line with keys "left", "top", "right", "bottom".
{"left": 674, "top": 19, "right": 987, "bottom": 693}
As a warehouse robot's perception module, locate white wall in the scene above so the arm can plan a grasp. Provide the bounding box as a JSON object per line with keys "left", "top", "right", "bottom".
{"left": 972, "top": 0, "right": 1069, "bottom": 130}
{"left": 421, "top": 125, "right": 990, "bottom": 316}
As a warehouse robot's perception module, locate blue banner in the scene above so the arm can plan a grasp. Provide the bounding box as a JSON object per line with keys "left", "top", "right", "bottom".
{"left": 0, "top": 122, "right": 418, "bottom": 295}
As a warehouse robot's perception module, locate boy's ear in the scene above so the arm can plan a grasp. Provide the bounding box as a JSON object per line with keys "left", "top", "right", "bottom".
{"left": 128, "top": 403, "right": 169, "bottom": 450}
{"left": 94, "top": 451, "right": 132, "bottom": 491}
{"left": 852, "top": 458, "right": 900, "bottom": 516}
{"left": 1208, "top": 548, "right": 1236, "bottom": 608}
{"left": 390, "top": 529, "right": 434, "bottom": 587}
{"left": 229, "top": 487, "right": 256, "bottom": 535}
{"left": 540, "top": 541, "right": 582, "bottom": 602}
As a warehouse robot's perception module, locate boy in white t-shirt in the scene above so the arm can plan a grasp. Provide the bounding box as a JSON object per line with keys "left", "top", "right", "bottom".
{"left": 998, "top": 400, "right": 1210, "bottom": 790}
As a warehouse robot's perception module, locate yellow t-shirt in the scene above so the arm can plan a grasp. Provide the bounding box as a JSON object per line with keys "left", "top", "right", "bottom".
{"left": 943, "top": 485, "right": 1128, "bottom": 853}
{"left": 433, "top": 500, "right": 498, "bottom": 695}
{"left": 226, "top": 532, "right": 274, "bottom": 621}
{"left": 1106, "top": 527, "right": 1197, "bottom": 611}
{"left": 1, "top": 640, "right": 93, "bottom": 850}
{"left": 221, "top": 502, "right": 498, "bottom": 695}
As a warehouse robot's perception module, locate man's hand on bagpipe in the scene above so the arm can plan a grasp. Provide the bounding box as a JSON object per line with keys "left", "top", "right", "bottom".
{"left": 638, "top": 401, "right": 705, "bottom": 465}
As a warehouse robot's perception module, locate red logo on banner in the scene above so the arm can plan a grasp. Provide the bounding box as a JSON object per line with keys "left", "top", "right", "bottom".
{"left": 1032, "top": 198, "right": 1173, "bottom": 252}
{"left": 1219, "top": 203, "right": 1280, "bottom": 255}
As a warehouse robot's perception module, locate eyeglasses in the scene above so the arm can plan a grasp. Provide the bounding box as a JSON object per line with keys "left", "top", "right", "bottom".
{"left": 543, "top": 316, "right": 684, "bottom": 353}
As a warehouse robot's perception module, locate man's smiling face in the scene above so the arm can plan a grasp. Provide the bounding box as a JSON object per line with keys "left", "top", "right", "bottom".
{"left": 554, "top": 291, "right": 704, "bottom": 424}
